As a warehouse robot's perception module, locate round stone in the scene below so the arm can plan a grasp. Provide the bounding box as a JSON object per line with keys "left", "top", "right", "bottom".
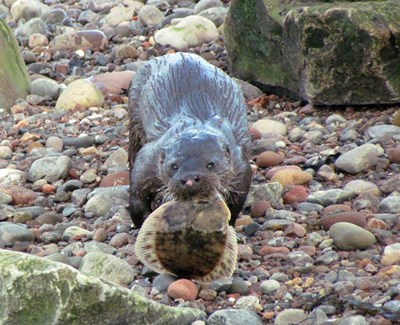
{"left": 329, "top": 222, "right": 376, "bottom": 251}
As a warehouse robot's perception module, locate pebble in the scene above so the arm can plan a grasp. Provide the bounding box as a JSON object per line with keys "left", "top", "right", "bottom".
{"left": 45, "top": 136, "right": 63, "bottom": 152}
{"left": 234, "top": 295, "right": 260, "bottom": 311}
{"left": 228, "top": 276, "right": 249, "bottom": 295}
{"left": 154, "top": 15, "right": 218, "bottom": 50}
{"left": 104, "top": 148, "right": 128, "bottom": 168}
{"left": 84, "top": 195, "right": 114, "bottom": 217}
{"left": 339, "top": 315, "right": 368, "bottom": 325}
{"left": 252, "top": 119, "right": 287, "bottom": 136}
{"left": 260, "top": 279, "right": 281, "bottom": 294}
{"left": 287, "top": 251, "right": 314, "bottom": 267}
{"left": 387, "top": 145, "right": 400, "bottom": 163}
{"left": 29, "top": 155, "right": 70, "bottom": 182}
{"left": 30, "top": 78, "right": 59, "bottom": 100}
{"left": 0, "top": 185, "right": 37, "bottom": 205}
{"left": 138, "top": 5, "right": 164, "bottom": 26}
{"left": 84, "top": 241, "right": 116, "bottom": 255}
{"left": 10, "top": 0, "right": 49, "bottom": 22}
{"left": 283, "top": 185, "right": 310, "bottom": 204}
{"left": 334, "top": 144, "right": 379, "bottom": 174}
{"left": 50, "top": 30, "right": 108, "bottom": 52}
{"left": 381, "top": 174, "right": 400, "bottom": 193}
{"left": 256, "top": 151, "right": 284, "bottom": 168}
{"left": 103, "top": 6, "right": 135, "bottom": 27}
{"left": 381, "top": 243, "right": 400, "bottom": 266}
{"left": 274, "top": 309, "right": 309, "bottom": 325}
{"left": 208, "top": 310, "right": 263, "bottom": 325}
{"left": 0, "top": 146, "right": 12, "bottom": 159}
{"left": 109, "top": 233, "right": 130, "bottom": 248}
{"left": 153, "top": 274, "right": 177, "bottom": 292}
{"left": 270, "top": 169, "right": 313, "bottom": 187}
{"left": 80, "top": 251, "right": 135, "bottom": 286}
{"left": 194, "top": 0, "right": 224, "bottom": 14}
{"left": 0, "top": 169, "right": 26, "bottom": 186}
{"left": 319, "top": 211, "right": 367, "bottom": 230}
{"left": 197, "top": 7, "right": 227, "bottom": 27}
{"left": 88, "top": 71, "right": 135, "bottom": 96}
{"left": 0, "top": 222, "right": 34, "bottom": 246}
{"left": 329, "top": 222, "right": 376, "bottom": 251}
{"left": 343, "top": 179, "right": 381, "bottom": 196}
{"left": 55, "top": 79, "right": 105, "bottom": 111}
{"left": 307, "top": 189, "right": 354, "bottom": 206}
{"left": 382, "top": 301, "right": 400, "bottom": 322}
{"left": 367, "top": 124, "right": 400, "bottom": 138}
{"left": 378, "top": 195, "right": 400, "bottom": 213}
{"left": 167, "top": 279, "right": 198, "bottom": 301}
{"left": 62, "top": 226, "right": 92, "bottom": 241}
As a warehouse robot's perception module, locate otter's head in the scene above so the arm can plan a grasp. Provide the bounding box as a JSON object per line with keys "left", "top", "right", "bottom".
{"left": 160, "top": 130, "right": 232, "bottom": 200}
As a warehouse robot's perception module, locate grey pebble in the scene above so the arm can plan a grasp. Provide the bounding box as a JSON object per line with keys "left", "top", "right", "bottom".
{"left": 260, "top": 279, "right": 280, "bottom": 294}
{"left": 84, "top": 195, "right": 114, "bottom": 217}
{"left": 84, "top": 241, "right": 116, "bottom": 255}
{"left": 339, "top": 315, "right": 368, "bottom": 325}
{"left": 378, "top": 195, "right": 400, "bottom": 213}
{"left": 0, "top": 222, "right": 34, "bottom": 246}
{"left": 307, "top": 189, "right": 354, "bottom": 206}
{"left": 334, "top": 144, "right": 379, "bottom": 174}
{"left": 30, "top": 78, "right": 59, "bottom": 100}
{"left": 153, "top": 274, "right": 177, "bottom": 292}
{"left": 208, "top": 309, "right": 263, "bottom": 325}
{"left": 315, "top": 251, "right": 339, "bottom": 265}
{"left": 227, "top": 276, "right": 249, "bottom": 295}
{"left": 367, "top": 124, "right": 400, "bottom": 138}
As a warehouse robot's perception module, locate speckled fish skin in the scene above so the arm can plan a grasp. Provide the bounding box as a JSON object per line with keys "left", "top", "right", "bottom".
{"left": 134, "top": 195, "right": 238, "bottom": 283}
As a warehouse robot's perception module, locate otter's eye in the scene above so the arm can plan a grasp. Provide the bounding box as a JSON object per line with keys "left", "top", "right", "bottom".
{"left": 171, "top": 163, "right": 179, "bottom": 170}
{"left": 207, "top": 162, "right": 215, "bottom": 170}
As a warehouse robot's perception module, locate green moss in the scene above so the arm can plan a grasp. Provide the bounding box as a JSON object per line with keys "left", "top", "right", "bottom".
{"left": 0, "top": 19, "right": 30, "bottom": 110}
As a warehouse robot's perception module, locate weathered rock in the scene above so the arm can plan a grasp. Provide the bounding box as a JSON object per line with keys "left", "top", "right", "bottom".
{"left": 0, "top": 169, "right": 26, "bottom": 186}
{"left": 102, "top": 6, "right": 135, "bottom": 27}
{"left": 0, "top": 250, "right": 206, "bottom": 324}
{"left": 50, "top": 30, "right": 108, "bottom": 52}
{"left": 10, "top": 0, "right": 49, "bottom": 22}
{"left": 329, "top": 222, "right": 376, "bottom": 251}
{"left": 274, "top": 309, "right": 310, "bottom": 325}
{"left": 154, "top": 15, "right": 219, "bottom": 50}
{"left": 225, "top": 0, "right": 400, "bottom": 105}
{"left": 244, "top": 182, "right": 283, "bottom": 208}
{"left": 80, "top": 251, "right": 134, "bottom": 286}
{"left": 0, "top": 222, "right": 34, "bottom": 246}
{"left": 29, "top": 155, "right": 70, "bottom": 182}
{"left": 0, "top": 19, "right": 30, "bottom": 110}
{"left": 55, "top": 79, "right": 105, "bottom": 111}
{"left": 208, "top": 309, "right": 263, "bottom": 325}
{"left": 334, "top": 144, "right": 379, "bottom": 174}
{"left": 30, "top": 78, "right": 59, "bottom": 100}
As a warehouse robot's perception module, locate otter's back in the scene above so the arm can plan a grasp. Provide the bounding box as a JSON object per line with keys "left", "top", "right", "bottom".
{"left": 129, "top": 53, "right": 250, "bottom": 146}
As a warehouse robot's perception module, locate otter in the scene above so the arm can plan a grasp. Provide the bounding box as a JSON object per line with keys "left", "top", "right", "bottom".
{"left": 128, "top": 52, "right": 251, "bottom": 229}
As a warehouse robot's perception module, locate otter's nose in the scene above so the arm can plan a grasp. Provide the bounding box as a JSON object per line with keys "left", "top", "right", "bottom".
{"left": 180, "top": 176, "right": 200, "bottom": 187}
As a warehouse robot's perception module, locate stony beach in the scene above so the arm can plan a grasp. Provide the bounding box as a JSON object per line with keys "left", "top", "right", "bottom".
{"left": 1, "top": 0, "right": 400, "bottom": 324}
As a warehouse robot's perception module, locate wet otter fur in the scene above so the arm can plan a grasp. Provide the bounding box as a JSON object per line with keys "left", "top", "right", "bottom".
{"left": 128, "top": 52, "right": 251, "bottom": 229}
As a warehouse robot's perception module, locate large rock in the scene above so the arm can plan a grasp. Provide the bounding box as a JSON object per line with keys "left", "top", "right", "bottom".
{"left": 0, "top": 249, "right": 206, "bottom": 324}
{"left": 225, "top": 0, "right": 400, "bottom": 105}
{"left": 0, "top": 19, "right": 30, "bottom": 111}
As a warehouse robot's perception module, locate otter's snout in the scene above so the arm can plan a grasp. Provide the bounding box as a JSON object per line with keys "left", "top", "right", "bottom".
{"left": 180, "top": 175, "right": 201, "bottom": 187}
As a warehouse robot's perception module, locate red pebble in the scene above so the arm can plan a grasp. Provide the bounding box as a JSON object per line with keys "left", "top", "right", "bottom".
{"left": 167, "top": 279, "right": 198, "bottom": 301}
